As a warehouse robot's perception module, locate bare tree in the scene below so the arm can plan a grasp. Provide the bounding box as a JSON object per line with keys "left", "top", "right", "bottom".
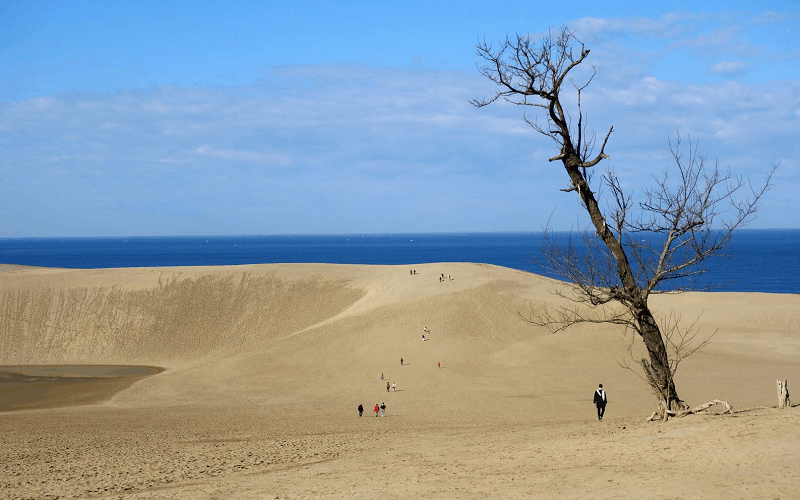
{"left": 472, "top": 26, "right": 775, "bottom": 418}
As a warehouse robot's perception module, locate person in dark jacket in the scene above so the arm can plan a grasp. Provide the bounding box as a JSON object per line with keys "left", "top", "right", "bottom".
{"left": 593, "top": 384, "right": 608, "bottom": 421}
{"left": 358, "top": 404, "right": 364, "bottom": 417}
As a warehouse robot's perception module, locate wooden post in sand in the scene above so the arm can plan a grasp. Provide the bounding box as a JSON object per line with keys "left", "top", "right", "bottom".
{"left": 777, "top": 380, "right": 790, "bottom": 409}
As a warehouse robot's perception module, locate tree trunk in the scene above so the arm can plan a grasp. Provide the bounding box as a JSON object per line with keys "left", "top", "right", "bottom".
{"left": 638, "top": 308, "right": 685, "bottom": 412}
{"left": 777, "top": 380, "right": 790, "bottom": 409}
{"left": 563, "top": 159, "right": 686, "bottom": 414}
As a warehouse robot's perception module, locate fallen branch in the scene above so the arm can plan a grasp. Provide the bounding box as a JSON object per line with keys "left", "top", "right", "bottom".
{"left": 676, "top": 399, "right": 733, "bottom": 418}
{"left": 646, "top": 399, "right": 733, "bottom": 421}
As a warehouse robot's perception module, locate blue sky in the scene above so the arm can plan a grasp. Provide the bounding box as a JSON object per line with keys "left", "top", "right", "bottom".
{"left": 1, "top": 0, "right": 798, "bottom": 236}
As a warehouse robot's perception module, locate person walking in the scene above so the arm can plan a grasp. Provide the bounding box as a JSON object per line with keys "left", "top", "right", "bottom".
{"left": 593, "top": 384, "right": 608, "bottom": 421}
{"left": 381, "top": 372, "right": 384, "bottom": 380}
{"left": 438, "top": 362, "right": 440, "bottom": 368}
{"left": 358, "top": 404, "right": 364, "bottom": 417}
{"left": 380, "top": 402, "right": 386, "bottom": 417}
{"left": 392, "top": 382, "right": 396, "bottom": 392}
{"left": 374, "top": 403, "right": 380, "bottom": 417}
{"left": 400, "top": 358, "right": 403, "bottom": 366}
{"left": 386, "top": 381, "right": 390, "bottom": 392}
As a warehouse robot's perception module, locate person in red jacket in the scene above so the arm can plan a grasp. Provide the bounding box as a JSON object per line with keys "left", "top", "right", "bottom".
{"left": 374, "top": 403, "right": 380, "bottom": 417}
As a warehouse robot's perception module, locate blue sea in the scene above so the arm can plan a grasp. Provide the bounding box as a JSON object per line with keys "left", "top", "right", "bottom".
{"left": 0, "top": 230, "right": 798, "bottom": 294}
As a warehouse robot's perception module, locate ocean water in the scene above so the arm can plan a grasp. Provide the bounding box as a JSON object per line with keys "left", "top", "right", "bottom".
{"left": 0, "top": 230, "right": 797, "bottom": 294}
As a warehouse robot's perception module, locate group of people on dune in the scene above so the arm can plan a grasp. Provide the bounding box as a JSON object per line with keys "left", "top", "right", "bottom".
{"left": 357, "top": 402, "right": 386, "bottom": 417}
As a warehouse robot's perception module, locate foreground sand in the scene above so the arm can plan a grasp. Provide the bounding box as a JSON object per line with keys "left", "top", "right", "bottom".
{"left": 1, "top": 263, "right": 798, "bottom": 499}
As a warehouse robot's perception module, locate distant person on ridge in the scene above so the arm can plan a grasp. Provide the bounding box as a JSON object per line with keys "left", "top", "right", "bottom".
{"left": 400, "top": 358, "right": 403, "bottom": 366}
{"left": 358, "top": 404, "right": 364, "bottom": 417}
{"left": 593, "top": 384, "right": 608, "bottom": 421}
{"left": 387, "top": 381, "right": 390, "bottom": 392}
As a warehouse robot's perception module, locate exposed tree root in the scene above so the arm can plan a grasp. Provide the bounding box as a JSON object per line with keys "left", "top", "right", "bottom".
{"left": 646, "top": 399, "right": 733, "bottom": 421}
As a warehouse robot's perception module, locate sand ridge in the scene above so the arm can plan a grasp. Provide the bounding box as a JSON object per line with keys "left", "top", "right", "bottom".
{"left": 1, "top": 262, "right": 799, "bottom": 499}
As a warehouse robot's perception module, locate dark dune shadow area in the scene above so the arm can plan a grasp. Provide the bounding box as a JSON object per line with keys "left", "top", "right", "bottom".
{"left": 0, "top": 365, "right": 163, "bottom": 412}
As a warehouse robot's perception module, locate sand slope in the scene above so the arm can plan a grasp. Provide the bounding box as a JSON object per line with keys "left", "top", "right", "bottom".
{"left": 1, "top": 263, "right": 799, "bottom": 499}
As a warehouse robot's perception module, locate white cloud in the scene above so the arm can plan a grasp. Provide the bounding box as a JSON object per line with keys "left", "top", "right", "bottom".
{"left": 193, "top": 145, "right": 293, "bottom": 166}
{"left": 569, "top": 11, "right": 797, "bottom": 86}
{"left": 707, "top": 60, "right": 749, "bottom": 77}
{"left": 1, "top": 18, "right": 797, "bottom": 236}
{"left": 751, "top": 10, "right": 789, "bottom": 25}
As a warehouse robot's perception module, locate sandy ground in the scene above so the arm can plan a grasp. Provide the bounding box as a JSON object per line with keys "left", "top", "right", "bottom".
{"left": 1, "top": 262, "right": 798, "bottom": 499}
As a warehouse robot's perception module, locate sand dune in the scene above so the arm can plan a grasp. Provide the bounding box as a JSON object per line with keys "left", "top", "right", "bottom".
{"left": 1, "top": 262, "right": 798, "bottom": 499}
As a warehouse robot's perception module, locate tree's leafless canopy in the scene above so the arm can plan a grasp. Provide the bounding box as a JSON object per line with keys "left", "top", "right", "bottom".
{"left": 471, "top": 28, "right": 612, "bottom": 170}
{"left": 546, "top": 134, "right": 776, "bottom": 306}
{"left": 473, "top": 26, "right": 775, "bottom": 417}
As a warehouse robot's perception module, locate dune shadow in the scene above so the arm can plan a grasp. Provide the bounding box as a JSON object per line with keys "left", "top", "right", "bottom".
{"left": 0, "top": 365, "right": 164, "bottom": 412}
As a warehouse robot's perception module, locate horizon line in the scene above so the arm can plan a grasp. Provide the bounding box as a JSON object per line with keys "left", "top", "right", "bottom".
{"left": 1, "top": 227, "right": 799, "bottom": 239}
